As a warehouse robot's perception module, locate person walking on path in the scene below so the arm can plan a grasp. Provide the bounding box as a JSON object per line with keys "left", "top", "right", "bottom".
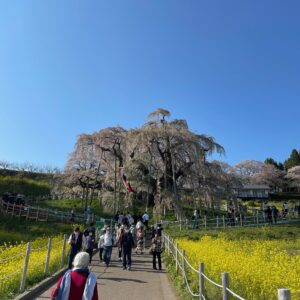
{"left": 120, "top": 228, "right": 134, "bottom": 270}
{"left": 98, "top": 225, "right": 107, "bottom": 262}
{"left": 70, "top": 206, "right": 75, "bottom": 222}
{"left": 116, "top": 225, "right": 125, "bottom": 262}
{"left": 51, "top": 252, "right": 98, "bottom": 300}
{"left": 151, "top": 232, "right": 162, "bottom": 270}
{"left": 86, "top": 232, "right": 95, "bottom": 263}
{"left": 67, "top": 227, "right": 87, "bottom": 269}
{"left": 100, "top": 227, "right": 114, "bottom": 267}
{"left": 142, "top": 211, "right": 149, "bottom": 229}
{"left": 192, "top": 210, "right": 199, "bottom": 229}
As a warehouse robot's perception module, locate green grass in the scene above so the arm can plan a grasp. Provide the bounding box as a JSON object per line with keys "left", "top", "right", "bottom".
{"left": 0, "top": 213, "right": 75, "bottom": 245}
{"left": 0, "top": 175, "right": 50, "bottom": 196}
{"left": 33, "top": 198, "right": 112, "bottom": 218}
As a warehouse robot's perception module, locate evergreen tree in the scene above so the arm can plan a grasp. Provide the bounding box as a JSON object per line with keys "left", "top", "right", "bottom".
{"left": 264, "top": 157, "right": 284, "bottom": 170}
{"left": 284, "top": 149, "right": 300, "bottom": 170}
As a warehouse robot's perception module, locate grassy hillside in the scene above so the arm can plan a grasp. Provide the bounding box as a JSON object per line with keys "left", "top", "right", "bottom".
{"left": 0, "top": 176, "right": 50, "bottom": 196}
{"left": 0, "top": 213, "right": 74, "bottom": 245}
{"left": 36, "top": 198, "right": 113, "bottom": 218}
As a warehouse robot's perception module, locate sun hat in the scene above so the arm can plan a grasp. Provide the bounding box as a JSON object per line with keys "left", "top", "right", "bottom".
{"left": 73, "top": 252, "right": 90, "bottom": 269}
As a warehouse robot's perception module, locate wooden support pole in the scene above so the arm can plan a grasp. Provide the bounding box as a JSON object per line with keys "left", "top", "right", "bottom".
{"left": 20, "top": 242, "right": 31, "bottom": 292}
{"left": 36, "top": 207, "right": 40, "bottom": 221}
{"left": 278, "top": 289, "right": 291, "bottom": 300}
{"left": 61, "top": 234, "right": 67, "bottom": 267}
{"left": 44, "top": 238, "right": 52, "bottom": 275}
{"left": 175, "top": 243, "right": 179, "bottom": 273}
{"left": 199, "top": 262, "right": 204, "bottom": 300}
{"left": 222, "top": 272, "right": 229, "bottom": 300}
{"left": 182, "top": 249, "right": 186, "bottom": 285}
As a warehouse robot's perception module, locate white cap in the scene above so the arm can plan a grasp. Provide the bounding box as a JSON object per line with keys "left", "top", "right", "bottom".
{"left": 73, "top": 252, "right": 90, "bottom": 269}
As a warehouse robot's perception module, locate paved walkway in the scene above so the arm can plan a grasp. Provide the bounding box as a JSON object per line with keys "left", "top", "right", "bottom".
{"left": 35, "top": 247, "right": 178, "bottom": 300}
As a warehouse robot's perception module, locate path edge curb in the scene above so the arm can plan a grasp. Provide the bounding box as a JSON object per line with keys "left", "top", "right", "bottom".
{"left": 14, "top": 267, "right": 67, "bottom": 300}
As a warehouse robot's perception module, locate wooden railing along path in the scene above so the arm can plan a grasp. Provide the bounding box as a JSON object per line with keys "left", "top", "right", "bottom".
{"left": 0, "top": 199, "right": 112, "bottom": 225}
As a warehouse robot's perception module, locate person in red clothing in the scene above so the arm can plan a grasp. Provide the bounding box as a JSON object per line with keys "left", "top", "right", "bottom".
{"left": 51, "top": 252, "right": 98, "bottom": 300}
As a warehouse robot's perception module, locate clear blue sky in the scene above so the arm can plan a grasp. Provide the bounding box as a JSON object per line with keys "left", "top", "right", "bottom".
{"left": 0, "top": 0, "right": 299, "bottom": 169}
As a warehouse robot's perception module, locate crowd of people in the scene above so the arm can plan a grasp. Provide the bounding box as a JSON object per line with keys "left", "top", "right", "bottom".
{"left": 51, "top": 211, "right": 164, "bottom": 299}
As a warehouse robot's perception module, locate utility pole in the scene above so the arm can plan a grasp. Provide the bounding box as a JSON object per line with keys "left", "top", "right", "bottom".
{"left": 146, "top": 154, "right": 152, "bottom": 212}
{"left": 113, "top": 155, "right": 117, "bottom": 215}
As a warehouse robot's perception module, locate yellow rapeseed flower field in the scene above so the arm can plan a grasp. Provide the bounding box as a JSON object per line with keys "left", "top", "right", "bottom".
{"left": 177, "top": 236, "right": 300, "bottom": 300}
{"left": 0, "top": 235, "right": 66, "bottom": 299}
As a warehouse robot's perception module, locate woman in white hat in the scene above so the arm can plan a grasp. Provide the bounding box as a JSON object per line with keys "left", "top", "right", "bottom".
{"left": 51, "top": 252, "right": 98, "bottom": 300}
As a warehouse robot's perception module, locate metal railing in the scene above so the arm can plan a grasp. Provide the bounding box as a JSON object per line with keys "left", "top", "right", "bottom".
{"left": 162, "top": 233, "right": 291, "bottom": 300}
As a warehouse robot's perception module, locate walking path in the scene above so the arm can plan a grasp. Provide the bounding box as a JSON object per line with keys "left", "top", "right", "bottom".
{"left": 35, "top": 247, "right": 178, "bottom": 300}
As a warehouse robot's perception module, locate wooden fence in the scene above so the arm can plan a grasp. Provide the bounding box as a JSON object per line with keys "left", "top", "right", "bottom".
{"left": 0, "top": 199, "right": 111, "bottom": 225}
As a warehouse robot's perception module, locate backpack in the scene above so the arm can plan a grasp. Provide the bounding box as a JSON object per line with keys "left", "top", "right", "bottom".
{"left": 122, "top": 232, "right": 133, "bottom": 248}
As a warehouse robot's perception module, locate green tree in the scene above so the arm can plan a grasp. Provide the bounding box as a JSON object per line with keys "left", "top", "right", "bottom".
{"left": 264, "top": 157, "right": 284, "bottom": 170}
{"left": 284, "top": 149, "right": 300, "bottom": 170}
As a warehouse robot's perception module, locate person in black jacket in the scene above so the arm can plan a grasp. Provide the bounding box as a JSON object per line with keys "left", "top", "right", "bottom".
{"left": 121, "top": 228, "right": 134, "bottom": 270}
{"left": 67, "top": 227, "right": 87, "bottom": 269}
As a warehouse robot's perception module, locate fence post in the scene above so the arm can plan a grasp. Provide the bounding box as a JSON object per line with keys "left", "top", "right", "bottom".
{"left": 180, "top": 218, "right": 182, "bottom": 231}
{"left": 223, "top": 215, "right": 225, "bottom": 228}
{"left": 61, "top": 234, "right": 67, "bottom": 267}
{"left": 175, "top": 243, "right": 179, "bottom": 273}
{"left": 240, "top": 214, "right": 243, "bottom": 227}
{"left": 186, "top": 219, "right": 188, "bottom": 229}
{"left": 167, "top": 235, "right": 170, "bottom": 254}
{"left": 20, "top": 242, "right": 31, "bottom": 292}
{"left": 12, "top": 203, "right": 15, "bottom": 215}
{"left": 199, "top": 262, "right": 204, "bottom": 300}
{"left": 256, "top": 211, "right": 259, "bottom": 226}
{"left": 278, "top": 289, "right": 291, "bottom": 300}
{"left": 216, "top": 216, "right": 219, "bottom": 228}
{"left": 36, "top": 207, "right": 40, "bottom": 221}
{"left": 222, "top": 272, "right": 229, "bottom": 300}
{"left": 26, "top": 207, "right": 30, "bottom": 220}
{"left": 182, "top": 249, "right": 186, "bottom": 285}
{"left": 44, "top": 238, "right": 52, "bottom": 275}
{"left": 171, "top": 238, "right": 174, "bottom": 255}
{"left": 204, "top": 216, "right": 207, "bottom": 230}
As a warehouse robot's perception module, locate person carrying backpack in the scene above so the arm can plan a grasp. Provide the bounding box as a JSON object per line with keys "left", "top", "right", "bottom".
{"left": 120, "top": 228, "right": 134, "bottom": 270}
{"left": 86, "top": 232, "right": 95, "bottom": 263}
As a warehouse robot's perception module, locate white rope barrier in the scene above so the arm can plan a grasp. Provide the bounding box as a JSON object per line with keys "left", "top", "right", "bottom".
{"left": 31, "top": 245, "right": 48, "bottom": 251}
{"left": 0, "top": 269, "right": 21, "bottom": 282}
{"left": 201, "top": 273, "right": 223, "bottom": 288}
{"left": 226, "top": 287, "right": 246, "bottom": 300}
{"left": 0, "top": 253, "right": 24, "bottom": 263}
{"left": 182, "top": 270, "right": 200, "bottom": 297}
{"left": 183, "top": 255, "right": 200, "bottom": 273}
